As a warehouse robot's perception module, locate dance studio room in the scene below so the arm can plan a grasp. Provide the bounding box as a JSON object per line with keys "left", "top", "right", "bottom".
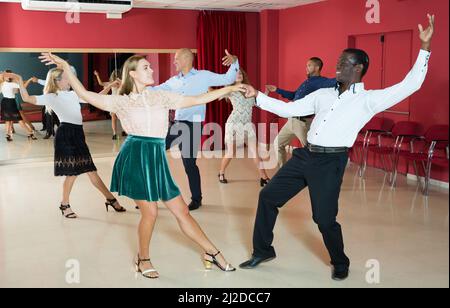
{"left": 0, "top": 0, "right": 448, "bottom": 290}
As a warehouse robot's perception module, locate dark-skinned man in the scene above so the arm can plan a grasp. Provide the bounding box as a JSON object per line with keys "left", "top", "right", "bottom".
{"left": 239, "top": 14, "right": 435, "bottom": 281}
{"left": 266, "top": 57, "right": 336, "bottom": 168}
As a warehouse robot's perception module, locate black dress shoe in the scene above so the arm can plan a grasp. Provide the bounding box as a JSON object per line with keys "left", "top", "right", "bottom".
{"left": 260, "top": 178, "right": 270, "bottom": 187}
{"left": 239, "top": 255, "right": 276, "bottom": 269}
{"left": 188, "top": 200, "right": 202, "bottom": 211}
{"left": 331, "top": 267, "right": 349, "bottom": 281}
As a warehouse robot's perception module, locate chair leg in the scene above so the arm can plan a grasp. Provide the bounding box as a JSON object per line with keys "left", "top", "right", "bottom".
{"left": 357, "top": 147, "right": 365, "bottom": 177}
{"left": 361, "top": 146, "right": 369, "bottom": 178}
{"left": 423, "top": 161, "right": 433, "bottom": 196}
{"left": 380, "top": 154, "right": 388, "bottom": 173}
{"left": 412, "top": 160, "right": 422, "bottom": 189}
{"left": 391, "top": 153, "right": 400, "bottom": 188}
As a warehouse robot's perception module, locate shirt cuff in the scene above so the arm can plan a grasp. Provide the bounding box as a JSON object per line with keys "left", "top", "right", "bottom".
{"left": 231, "top": 59, "right": 240, "bottom": 72}
{"left": 419, "top": 49, "right": 431, "bottom": 63}
{"left": 255, "top": 92, "right": 270, "bottom": 108}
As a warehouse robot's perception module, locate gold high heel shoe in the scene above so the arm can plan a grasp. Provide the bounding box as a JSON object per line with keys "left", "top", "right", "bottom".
{"left": 204, "top": 251, "right": 236, "bottom": 272}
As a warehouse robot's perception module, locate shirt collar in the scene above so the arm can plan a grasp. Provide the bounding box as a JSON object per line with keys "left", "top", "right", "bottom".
{"left": 178, "top": 68, "right": 198, "bottom": 78}
{"left": 335, "top": 82, "right": 365, "bottom": 95}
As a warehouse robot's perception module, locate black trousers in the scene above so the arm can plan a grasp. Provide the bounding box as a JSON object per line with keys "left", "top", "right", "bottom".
{"left": 253, "top": 148, "right": 350, "bottom": 269}
{"left": 165, "top": 121, "right": 203, "bottom": 203}
{"left": 41, "top": 107, "right": 47, "bottom": 130}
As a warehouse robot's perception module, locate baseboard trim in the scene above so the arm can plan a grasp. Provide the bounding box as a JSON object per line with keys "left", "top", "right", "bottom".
{"left": 406, "top": 173, "right": 449, "bottom": 189}
{"left": 262, "top": 144, "right": 449, "bottom": 190}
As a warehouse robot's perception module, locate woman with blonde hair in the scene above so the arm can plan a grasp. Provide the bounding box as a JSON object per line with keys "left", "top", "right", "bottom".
{"left": 0, "top": 70, "right": 37, "bottom": 141}
{"left": 219, "top": 68, "right": 270, "bottom": 187}
{"left": 34, "top": 53, "right": 243, "bottom": 279}
{"left": 5, "top": 68, "right": 125, "bottom": 219}
{"left": 94, "top": 69, "right": 125, "bottom": 140}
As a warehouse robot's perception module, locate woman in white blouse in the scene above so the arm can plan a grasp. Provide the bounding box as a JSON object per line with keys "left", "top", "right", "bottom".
{"left": 32, "top": 53, "right": 244, "bottom": 279}
{"left": 0, "top": 70, "right": 37, "bottom": 141}
{"left": 4, "top": 69, "right": 126, "bottom": 220}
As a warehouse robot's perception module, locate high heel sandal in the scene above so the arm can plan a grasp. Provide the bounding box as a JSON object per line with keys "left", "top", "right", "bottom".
{"left": 105, "top": 198, "right": 126, "bottom": 212}
{"left": 5, "top": 135, "right": 13, "bottom": 142}
{"left": 260, "top": 178, "right": 270, "bottom": 187}
{"left": 59, "top": 204, "right": 77, "bottom": 219}
{"left": 204, "top": 251, "right": 236, "bottom": 272}
{"left": 28, "top": 133, "right": 38, "bottom": 140}
{"left": 218, "top": 173, "right": 228, "bottom": 184}
{"left": 135, "top": 255, "right": 159, "bottom": 279}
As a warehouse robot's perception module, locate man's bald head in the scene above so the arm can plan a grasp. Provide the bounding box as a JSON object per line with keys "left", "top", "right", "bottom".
{"left": 177, "top": 48, "right": 194, "bottom": 62}
{"left": 174, "top": 48, "right": 195, "bottom": 74}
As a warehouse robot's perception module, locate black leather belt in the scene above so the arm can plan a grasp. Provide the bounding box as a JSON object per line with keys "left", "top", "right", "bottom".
{"left": 294, "top": 115, "right": 313, "bottom": 122}
{"left": 306, "top": 143, "right": 348, "bottom": 153}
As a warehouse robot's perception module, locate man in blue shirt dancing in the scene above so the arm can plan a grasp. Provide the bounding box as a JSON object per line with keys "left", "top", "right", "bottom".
{"left": 152, "top": 48, "right": 239, "bottom": 211}
{"left": 266, "top": 57, "right": 336, "bottom": 167}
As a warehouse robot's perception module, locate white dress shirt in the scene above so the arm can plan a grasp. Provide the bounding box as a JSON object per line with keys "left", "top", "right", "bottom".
{"left": 256, "top": 50, "right": 431, "bottom": 148}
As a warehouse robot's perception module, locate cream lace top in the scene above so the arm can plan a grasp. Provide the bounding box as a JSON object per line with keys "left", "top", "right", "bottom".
{"left": 104, "top": 90, "right": 184, "bottom": 138}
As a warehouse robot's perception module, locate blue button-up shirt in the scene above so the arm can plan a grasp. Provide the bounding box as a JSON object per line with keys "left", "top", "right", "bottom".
{"left": 276, "top": 76, "right": 337, "bottom": 101}
{"left": 149, "top": 60, "right": 240, "bottom": 122}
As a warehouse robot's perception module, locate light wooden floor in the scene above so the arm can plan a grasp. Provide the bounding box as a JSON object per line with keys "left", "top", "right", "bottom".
{"left": 0, "top": 121, "right": 448, "bottom": 288}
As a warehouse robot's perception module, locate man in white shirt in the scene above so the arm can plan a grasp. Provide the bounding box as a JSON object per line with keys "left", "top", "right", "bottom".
{"left": 239, "top": 15, "right": 435, "bottom": 281}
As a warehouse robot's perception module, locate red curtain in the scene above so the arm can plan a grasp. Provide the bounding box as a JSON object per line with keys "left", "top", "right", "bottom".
{"left": 197, "top": 11, "right": 247, "bottom": 150}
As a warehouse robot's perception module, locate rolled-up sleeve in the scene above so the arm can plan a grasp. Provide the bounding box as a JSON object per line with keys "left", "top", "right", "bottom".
{"left": 205, "top": 60, "right": 240, "bottom": 87}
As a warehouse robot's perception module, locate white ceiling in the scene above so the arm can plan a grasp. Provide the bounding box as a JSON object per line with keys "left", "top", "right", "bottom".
{"left": 1, "top": 0, "right": 326, "bottom": 12}
{"left": 134, "top": 0, "right": 325, "bottom": 11}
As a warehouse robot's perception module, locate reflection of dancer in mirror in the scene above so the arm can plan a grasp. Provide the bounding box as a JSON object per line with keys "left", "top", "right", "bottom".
{"left": 0, "top": 70, "right": 37, "bottom": 141}
{"left": 94, "top": 70, "right": 126, "bottom": 140}
{"left": 239, "top": 15, "right": 435, "bottom": 282}
{"left": 5, "top": 69, "right": 126, "bottom": 219}
{"left": 218, "top": 68, "right": 270, "bottom": 187}
{"left": 30, "top": 76, "right": 60, "bottom": 139}
{"left": 39, "top": 53, "right": 242, "bottom": 279}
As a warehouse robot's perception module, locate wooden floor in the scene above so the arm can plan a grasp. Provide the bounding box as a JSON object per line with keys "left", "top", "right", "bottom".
{"left": 0, "top": 121, "right": 448, "bottom": 288}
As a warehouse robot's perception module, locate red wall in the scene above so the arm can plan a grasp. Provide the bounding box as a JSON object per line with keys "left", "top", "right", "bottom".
{"left": 262, "top": 0, "right": 449, "bottom": 182}
{"left": 0, "top": 3, "right": 260, "bottom": 83}
{"left": 0, "top": 4, "right": 197, "bottom": 49}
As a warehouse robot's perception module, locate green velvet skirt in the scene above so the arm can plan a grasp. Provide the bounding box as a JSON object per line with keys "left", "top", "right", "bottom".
{"left": 111, "top": 136, "right": 181, "bottom": 202}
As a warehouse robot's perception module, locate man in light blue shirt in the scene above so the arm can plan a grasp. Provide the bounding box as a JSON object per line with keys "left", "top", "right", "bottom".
{"left": 151, "top": 48, "right": 239, "bottom": 211}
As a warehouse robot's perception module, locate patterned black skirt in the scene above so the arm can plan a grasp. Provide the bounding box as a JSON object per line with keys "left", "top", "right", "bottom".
{"left": 1, "top": 98, "right": 22, "bottom": 121}
{"left": 54, "top": 122, "right": 97, "bottom": 177}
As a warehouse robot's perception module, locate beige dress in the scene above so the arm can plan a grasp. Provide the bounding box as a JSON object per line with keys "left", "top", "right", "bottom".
{"left": 224, "top": 91, "right": 257, "bottom": 145}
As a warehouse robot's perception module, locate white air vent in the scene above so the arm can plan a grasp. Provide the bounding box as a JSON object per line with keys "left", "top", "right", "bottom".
{"left": 21, "top": 0, "right": 133, "bottom": 19}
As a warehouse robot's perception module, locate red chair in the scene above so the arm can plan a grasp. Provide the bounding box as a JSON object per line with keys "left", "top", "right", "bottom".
{"left": 388, "top": 121, "right": 424, "bottom": 187}
{"left": 351, "top": 117, "right": 383, "bottom": 176}
{"left": 401, "top": 125, "right": 449, "bottom": 195}
{"left": 356, "top": 117, "right": 394, "bottom": 177}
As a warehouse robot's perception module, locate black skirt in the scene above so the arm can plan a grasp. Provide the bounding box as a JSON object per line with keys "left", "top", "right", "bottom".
{"left": 1, "top": 98, "right": 22, "bottom": 121}
{"left": 54, "top": 122, "right": 97, "bottom": 177}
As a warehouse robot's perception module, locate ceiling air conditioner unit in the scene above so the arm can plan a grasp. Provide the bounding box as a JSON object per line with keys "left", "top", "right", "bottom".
{"left": 21, "top": 0, "right": 133, "bottom": 19}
